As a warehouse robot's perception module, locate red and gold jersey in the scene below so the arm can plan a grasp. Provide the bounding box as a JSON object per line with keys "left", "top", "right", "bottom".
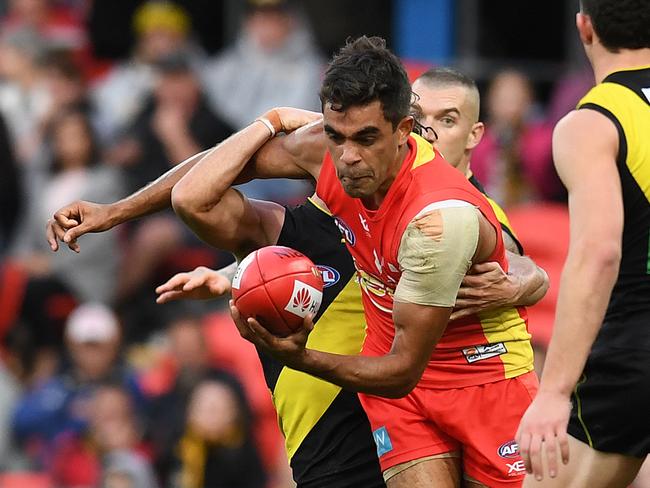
{"left": 316, "top": 134, "right": 534, "bottom": 388}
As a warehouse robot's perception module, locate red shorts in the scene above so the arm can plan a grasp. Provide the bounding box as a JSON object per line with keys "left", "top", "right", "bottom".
{"left": 359, "top": 371, "right": 538, "bottom": 487}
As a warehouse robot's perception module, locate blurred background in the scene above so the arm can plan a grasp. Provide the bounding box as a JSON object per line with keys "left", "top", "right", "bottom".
{"left": 0, "top": 0, "right": 644, "bottom": 487}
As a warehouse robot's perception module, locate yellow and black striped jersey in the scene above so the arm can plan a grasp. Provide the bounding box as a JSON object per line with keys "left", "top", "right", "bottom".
{"left": 578, "top": 66, "right": 650, "bottom": 351}
{"left": 269, "top": 199, "right": 384, "bottom": 486}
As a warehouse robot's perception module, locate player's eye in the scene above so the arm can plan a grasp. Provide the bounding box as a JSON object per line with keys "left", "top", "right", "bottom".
{"left": 356, "top": 137, "right": 376, "bottom": 146}
{"left": 327, "top": 133, "right": 344, "bottom": 144}
{"left": 440, "top": 117, "right": 455, "bottom": 126}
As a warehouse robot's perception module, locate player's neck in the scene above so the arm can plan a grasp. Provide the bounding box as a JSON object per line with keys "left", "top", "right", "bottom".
{"left": 592, "top": 47, "right": 650, "bottom": 83}
{"left": 458, "top": 159, "right": 471, "bottom": 178}
{"left": 363, "top": 142, "right": 410, "bottom": 210}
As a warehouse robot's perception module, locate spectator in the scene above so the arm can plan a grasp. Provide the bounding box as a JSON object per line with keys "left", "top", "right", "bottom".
{"left": 91, "top": 385, "right": 158, "bottom": 488}
{"left": 202, "top": 0, "right": 323, "bottom": 130}
{"left": 11, "top": 303, "right": 144, "bottom": 471}
{"left": 1, "top": 0, "right": 89, "bottom": 59}
{"left": 147, "top": 314, "right": 221, "bottom": 483}
{"left": 92, "top": 0, "right": 203, "bottom": 141}
{"left": 108, "top": 53, "right": 231, "bottom": 193}
{"left": 0, "top": 27, "right": 49, "bottom": 163}
{"left": 176, "top": 375, "right": 267, "bottom": 488}
{"left": 1, "top": 266, "right": 77, "bottom": 386}
{"left": 102, "top": 55, "right": 231, "bottom": 314}
{"left": 471, "top": 69, "right": 561, "bottom": 206}
{"left": 11, "top": 107, "right": 124, "bottom": 303}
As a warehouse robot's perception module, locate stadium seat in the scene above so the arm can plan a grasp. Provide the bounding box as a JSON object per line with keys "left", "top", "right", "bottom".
{"left": 506, "top": 203, "right": 570, "bottom": 348}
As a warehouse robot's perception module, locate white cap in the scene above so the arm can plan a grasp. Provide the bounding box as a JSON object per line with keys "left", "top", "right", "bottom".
{"left": 66, "top": 303, "right": 119, "bottom": 343}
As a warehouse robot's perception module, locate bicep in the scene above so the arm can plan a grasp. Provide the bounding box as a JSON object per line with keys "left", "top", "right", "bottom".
{"left": 395, "top": 206, "right": 478, "bottom": 307}
{"left": 242, "top": 122, "right": 327, "bottom": 182}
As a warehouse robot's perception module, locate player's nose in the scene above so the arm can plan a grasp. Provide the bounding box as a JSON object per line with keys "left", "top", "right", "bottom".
{"left": 340, "top": 145, "right": 362, "bottom": 165}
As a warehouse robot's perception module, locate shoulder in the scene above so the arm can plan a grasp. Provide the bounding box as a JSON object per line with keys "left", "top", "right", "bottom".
{"left": 554, "top": 109, "right": 619, "bottom": 158}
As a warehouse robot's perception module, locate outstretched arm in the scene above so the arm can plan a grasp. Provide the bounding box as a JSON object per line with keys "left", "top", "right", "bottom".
{"left": 46, "top": 107, "right": 324, "bottom": 253}
{"left": 46, "top": 149, "right": 211, "bottom": 252}
{"left": 516, "top": 108, "right": 623, "bottom": 480}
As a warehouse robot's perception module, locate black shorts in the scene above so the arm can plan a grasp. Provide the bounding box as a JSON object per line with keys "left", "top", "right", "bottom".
{"left": 567, "top": 347, "right": 650, "bottom": 457}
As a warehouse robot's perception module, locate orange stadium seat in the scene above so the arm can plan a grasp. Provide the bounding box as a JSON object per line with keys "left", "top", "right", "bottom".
{"left": 0, "top": 473, "right": 53, "bottom": 488}
{"left": 506, "top": 203, "right": 570, "bottom": 348}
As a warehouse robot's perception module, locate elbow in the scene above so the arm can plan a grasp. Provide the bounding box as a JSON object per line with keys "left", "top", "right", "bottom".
{"left": 375, "top": 369, "right": 420, "bottom": 399}
{"left": 590, "top": 241, "right": 622, "bottom": 275}
{"left": 382, "top": 380, "right": 418, "bottom": 399}
{"left": 171, "top": 181, "right": 210, "bottom": 222}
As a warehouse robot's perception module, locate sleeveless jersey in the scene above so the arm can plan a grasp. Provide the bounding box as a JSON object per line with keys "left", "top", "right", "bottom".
{"left": 577, "top": 66, "right": 650, "bottom": 351}
{"left": 316, "top": 134, "right": 534, "bottom": 388}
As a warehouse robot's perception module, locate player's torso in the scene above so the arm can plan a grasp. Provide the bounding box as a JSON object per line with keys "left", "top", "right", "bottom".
{"left": 270, "top": 199, "right": 382, "bottom": 484}
{"left": 578, "top": 67, "right": 650, "bottom": 350}
{"left": 317, "top": 134, "right": 533, "bottom": 388}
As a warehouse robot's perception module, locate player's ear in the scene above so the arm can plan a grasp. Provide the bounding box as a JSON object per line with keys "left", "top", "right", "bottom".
{"left": 397, "top": 116, "right": 415, "bottom": 144}
{"left": 467, "top": 122, "right": 485, "bottom": 150}
{"left": 576, "top": 12, "right": 593, "bottom": 46}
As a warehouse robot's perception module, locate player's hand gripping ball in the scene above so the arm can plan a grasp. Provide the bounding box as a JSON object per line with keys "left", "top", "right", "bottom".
{"left": 231, "top": 246, "right": 324, "bottom": 336}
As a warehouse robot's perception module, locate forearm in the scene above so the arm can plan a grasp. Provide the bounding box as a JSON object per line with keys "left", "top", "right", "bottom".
{"left": 539, "top": 244, "right": 619, "bottom": 395}
{"left": 508, "top": 253, "right": 549, "bottom": 307}
{"left": 172, "top": 121, "right": 272, "bottom": 215}
{"left": 297, "top": 349, "right": 418, "bottom": 398}
{"left": 110, "top": 149, "right": 211, "bottom": 224}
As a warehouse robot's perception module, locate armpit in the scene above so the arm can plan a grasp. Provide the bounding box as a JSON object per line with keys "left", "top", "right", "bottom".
{"left": 395, "top": 206, "right": 479, "bottom": 307}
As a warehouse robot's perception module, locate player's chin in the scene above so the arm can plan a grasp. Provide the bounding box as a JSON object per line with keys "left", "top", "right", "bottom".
{"left": 341, "top": 181, "right": 372, "bottom": 199}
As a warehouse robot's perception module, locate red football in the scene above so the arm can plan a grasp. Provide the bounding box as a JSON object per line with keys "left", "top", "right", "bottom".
{"left": 231, "top": 246, "right": 324, "bottom": 336}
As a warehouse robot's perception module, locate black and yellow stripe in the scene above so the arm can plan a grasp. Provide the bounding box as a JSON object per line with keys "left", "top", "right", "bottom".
{"left": 272, "top": 200, "right": 383, "bottom": 486}
{"left": 577, "top": 66, "right": 650, "bottom": 351}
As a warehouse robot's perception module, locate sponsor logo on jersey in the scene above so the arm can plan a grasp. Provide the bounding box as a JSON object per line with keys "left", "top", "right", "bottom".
{"left": 317, "top": 265, "right": 340, "bottom": 288}
{"left": 231, "top": 253, "right": 256, "bottom": 290}
{"left": 334, "top": 217, "right": 356, "bottom": 246}
{"left": 506, "top": 460, "right": 526, "bottom": 476}
{"left": 462, "top": 343, "right": 507, "bottom": 363}
{"left": 497, "top": 440, "right": 520, "bottom": 459}
{"left": 284, "top": 280, "right": 323, "bottom": 318}
{"left": 372, "top": 426, "right": 393, "bottom": 457}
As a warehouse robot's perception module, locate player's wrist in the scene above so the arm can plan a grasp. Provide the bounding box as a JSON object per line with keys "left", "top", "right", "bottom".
{"left": 255, "top": 109, "right": 282, "bottom": 138}
{"left": 107, "top": 201, "right": 129, "bottom": 227}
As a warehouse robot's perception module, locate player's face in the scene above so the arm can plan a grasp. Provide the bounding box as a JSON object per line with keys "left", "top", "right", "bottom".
{"left": 323, "top": 100, "right": 412, "bottom": 202}
{"left": 412, "top": 81, "right": 480, "bottom": 169}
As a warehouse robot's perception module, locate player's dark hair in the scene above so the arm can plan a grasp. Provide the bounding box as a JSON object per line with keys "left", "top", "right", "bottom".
{"left": 580, "top": 0, "right": 650, "bottom": 52}
{"left": 320, "top": 36, "right": 412, "bottom": 129}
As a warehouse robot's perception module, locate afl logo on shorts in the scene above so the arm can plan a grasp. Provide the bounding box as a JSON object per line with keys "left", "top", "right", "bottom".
{"left": 334, "top": 217, "right": 356, "bottom": 246}
{"left": 317, "top": 265, "right": 340, "bottom": 288}
{"left": 497, "top": 440, "right": 520, "bottom": 459}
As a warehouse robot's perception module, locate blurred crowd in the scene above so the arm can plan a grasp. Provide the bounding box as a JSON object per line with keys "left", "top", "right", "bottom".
{"left": 0, "top": 0, "right": 596, "bottom": 487}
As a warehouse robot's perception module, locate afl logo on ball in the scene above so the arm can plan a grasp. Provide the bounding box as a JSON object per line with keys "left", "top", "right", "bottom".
{"left": 334, "top": 217, "right": 356, "bottom": 246}
{"left": 317, "top": 265, "right": 340, "bottom": 288}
